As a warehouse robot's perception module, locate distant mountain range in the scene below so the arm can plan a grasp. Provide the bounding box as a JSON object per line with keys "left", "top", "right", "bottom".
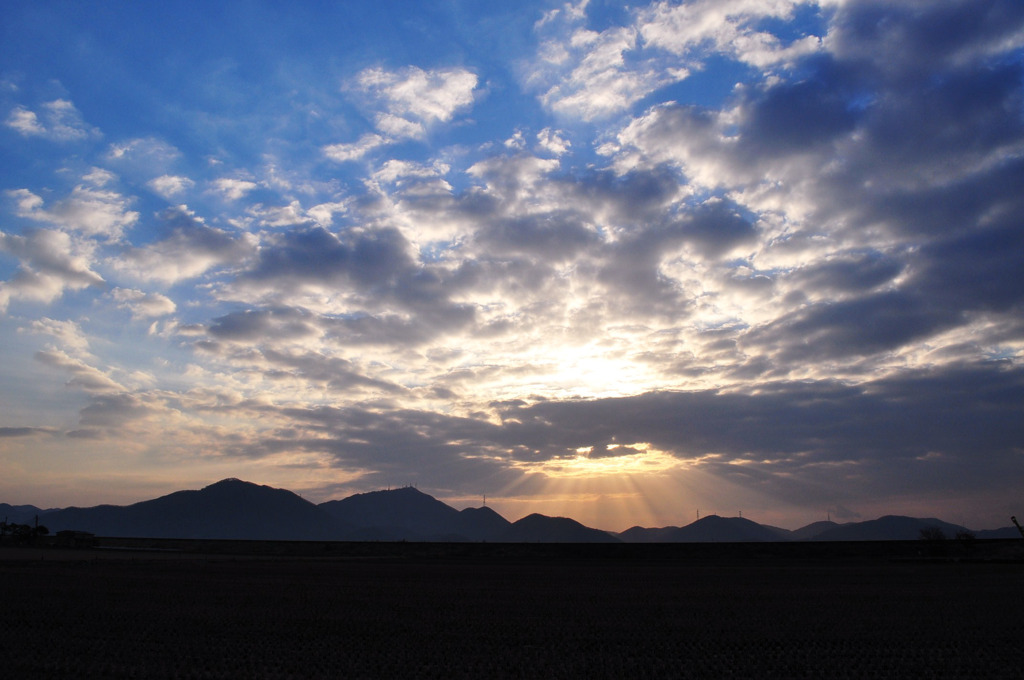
{"left": 2, "top": 478, "right": 1020, "bottom": 542}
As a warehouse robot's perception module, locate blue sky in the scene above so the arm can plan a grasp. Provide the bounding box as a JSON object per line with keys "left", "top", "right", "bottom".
{"left": 2, "top": 0, "right": 1023, "bottom": 531}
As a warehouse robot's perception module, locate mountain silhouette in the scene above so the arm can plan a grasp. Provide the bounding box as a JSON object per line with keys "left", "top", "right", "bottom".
{"left": 5, "top": 480, "right": 1020, "bottom": 543}
{"left": 0, "top": 503, "right": 52, "bottom": 526}
{"left": 41, "top": 479, "right": 345, "bottom": 540}
{"left": 789, "top": 520, "right": 843, "bottom": 541}
{"left": 319, "top": 487, "right": 524, "bottom": 541}
{"left": 617, "top": 525, "right": 681, "bottom": 542}
{"left": 320, "top": 486, "right": 469, "bottom": 540}
{"left": 810, "top": 515, "right": 969, "bottom": 541}
{"left": 499, "top": 513, "right": 620, "bottom": 543}
{"left": 665, "top": 515, "right": 782, "bottom": 542}
{"left": 455, "top": 505, "right": 512, "bottom": 541}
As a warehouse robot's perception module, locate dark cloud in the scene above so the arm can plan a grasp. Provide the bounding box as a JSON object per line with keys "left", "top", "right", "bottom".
{"left": 678, "top": 199, "right": 759, "bottom": 257}
{"left": 567, "top": 166, "right": 684, "bottom": 224}
{"left": 909, "top": 217, "right": 1024, "bottom": 315}
{"left": 490, "top": 362, "right": 1024, "bottom": 498}
{"left": 476, "top": 213, "right": 598, "bottom": 260}
{"left": 78, "top": 393, "right": 152, "bottom": 428}
{"left": 240, "top": 226, "right": 474, "bottom": 335}
{"left": 0, "top": 426, "right": 50, "bottom": 437}
{"left": 260, "top": 349, "right": 404, "bottom": 394}
{"left": 787, "top": 251, "right": 903, "bottom": 295}
{"left": 738, "top": 56, "right": 863, "bottom": 155}
{"left": 830, "top": 0, "right": 1024, "bottom": 78}
{"left": 221, "top": 403, "right": 519, "bottom": 493}
{"left": 208, "top": 307, "right": 319, "bottom": 341}
{"left": 743, "top": 290, "right": 957, "bottom": 363}
{"left": 115, "top": 206, "right": 254, "bottom": 282}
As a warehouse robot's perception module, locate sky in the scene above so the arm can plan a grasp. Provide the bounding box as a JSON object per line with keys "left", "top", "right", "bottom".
{"left": 2, "top": 0, "right": 1023, "bottom": 532}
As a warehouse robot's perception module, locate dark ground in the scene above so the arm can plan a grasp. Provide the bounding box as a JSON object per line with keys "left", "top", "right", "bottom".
{"left": 2, "top": 541, "right": 1023, "bottom": 678}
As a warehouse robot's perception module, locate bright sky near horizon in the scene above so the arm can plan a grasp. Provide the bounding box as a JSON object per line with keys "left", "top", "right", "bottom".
{"left": 2, "top": 0, "right": 1023, "bottom": 531}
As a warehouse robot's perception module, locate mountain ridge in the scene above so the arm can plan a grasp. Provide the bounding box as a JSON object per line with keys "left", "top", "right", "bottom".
{"left": 4, "top": 479, "right": 1020, "bottom": 542}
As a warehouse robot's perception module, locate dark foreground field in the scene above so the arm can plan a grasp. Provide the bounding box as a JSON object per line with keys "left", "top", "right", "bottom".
{"left": 3, "top": 542, "right": 1023, "bottom": 678}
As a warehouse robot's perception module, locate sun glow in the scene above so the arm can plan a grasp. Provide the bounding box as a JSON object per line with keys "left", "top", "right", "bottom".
{"left": 524, "top": 443, "right": 682, "bottom": 479}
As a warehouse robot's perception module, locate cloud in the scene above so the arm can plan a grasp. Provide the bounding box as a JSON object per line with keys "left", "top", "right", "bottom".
{"left": 356, "top": 65, "right": 479, "bottom": 129}
{"left": 212, "top": 178, "right": 259, "bottom": 201}
{"left": 148, "top": 175, "right": 195, "bottom": 199}
{"left": 7, "top": 181, "right": 139, "bottom": 240}
{"left": 77, "top": 393, "right": 153, "bottom": 428}
{"left": 323, "top": 133, "right": 388, "bottom": 162}
{"left": 111, "top": 288, "right": 177, "bottom": 319}
{"left": 27, "top": 317, "right": 93, "bottom": 355}
{"left": 0, "top": 228, "right": 105, "bottom": 310}
{"left": 246, "top": 201, "right": 311, "bottom": 228}
{"left": 636, "top": 0, "right": 821, "bottom": 68}
{"left": 323, "top": 66, "right": 479, "bottom": 161}
{"left": 232, "top": 224, "right": 476, "bottom": 341}
{"left": 107, "top": 136, "right": 180, "bottom": 161}
{"left": 207, "top": 307, "right": 319, "bottom": 342}
{"left": 113, "top": 206, "right": 256, "bottom": 284}
{"left": 536, "top": 128, "right": 571, "bottom": 156}
{"left": 34, "top": 348, "right": 125, "bottom": 393}
{"left": 4, "top": 99, "right": 100, "bottom": 141}
{"left": 0, "top": 427, "right": 52, "bottom": 437}
{"left": 528, "top": 0, "right": 823, "bottom": 120}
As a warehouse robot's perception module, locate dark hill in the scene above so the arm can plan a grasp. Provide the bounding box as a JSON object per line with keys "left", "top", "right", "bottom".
{"left": 617, "top": 525, "right": 681, "bottom": 543}
{"left": 0, "top": 503, "right": 49, "bottom": 525}
{"left": 319, "top": 486, "right": 467, "bottom": 540}
{"left": 791, "top": 520, "right": 844, "bottom": 541}
{"left": 455, "top": 506, "right": 511, "bottom": 541}
{"left": 42, "top": 478, "right": 345, "bottom": 540}
{"left": 500, "top": 513, "right": 620, "bottom": 543}
{"left": 811, "top": 515, "right": 969, "bottom": 541}
{"left": 665, "top": 515, "right": 782, "bottom": 542}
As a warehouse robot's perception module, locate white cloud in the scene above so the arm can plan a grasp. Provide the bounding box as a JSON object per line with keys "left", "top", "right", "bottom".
{"left": 26, "top": 317, "right": 93, "bottom": 355}
{"left": 322, "top": 133, "right": 387, "bottom": 162}
{"left": 6, "top": 107, "right": 45, "bottom": 135}
{"left": 372, "top": 159, "right": 451, "bottom": 185}
{"left": 356, "top": 65, "right": 478, "bottom": 125}
{"left": 110, "top": 288, "right": 177, "bottom": 319}
{"left": 7, "top": 182, "right": 139, "bottom": 240}
{"left": 4, "top": 99, "right": 100, "bottom": 141}
{"left": 637, "top": 0, "right": 820, "bottom": 68}
{"left": 148, "top": 175, "right": 196, "bottom": 199}
{"left": 374, "top": 112, "right": 425, "bottom": 140}
{"left": 113, "top": 207, "right": 256, "bottom": 284}
{"left": 0, "top": 228, "right": 104, "bottom": 310}
{"left": 529, "top": 0, "right": 822, "bottom": 120}
{"left": 247, "top": 200, "right": 309, "bottom": 228}
{"left": 34, "top": 348, "right": 125, "bottom": 393}
{"left": 107, "top": 137, "right": 181, "bottom": 164}
{"left": 307, "top": 201, "right": 349, "bottom": 228}
{"left": 504, "top": 129, "right": 527, "bottom": 150}
{"left": 536, "top": 128, "right": 571, "bottom": 156}
{"left": 539, "top": 24, "right": 672, "bottom": 120}
{"left": 212, "top": 178, "right": 259, "bottom": 201}
{"left": 323, "top": 66, "right": 479, "bottom": 161}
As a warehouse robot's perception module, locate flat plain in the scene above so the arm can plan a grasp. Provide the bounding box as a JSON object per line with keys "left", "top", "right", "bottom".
{"left": 2, "top": 542, "right": 1022, "bottom": 678}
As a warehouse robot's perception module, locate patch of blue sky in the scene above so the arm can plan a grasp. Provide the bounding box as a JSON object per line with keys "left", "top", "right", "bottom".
{"left": 638, "top": 55, "right": 755, "bottom": 111}
{"left": 752, "top": 1, "right": 831, "bottom": 44}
